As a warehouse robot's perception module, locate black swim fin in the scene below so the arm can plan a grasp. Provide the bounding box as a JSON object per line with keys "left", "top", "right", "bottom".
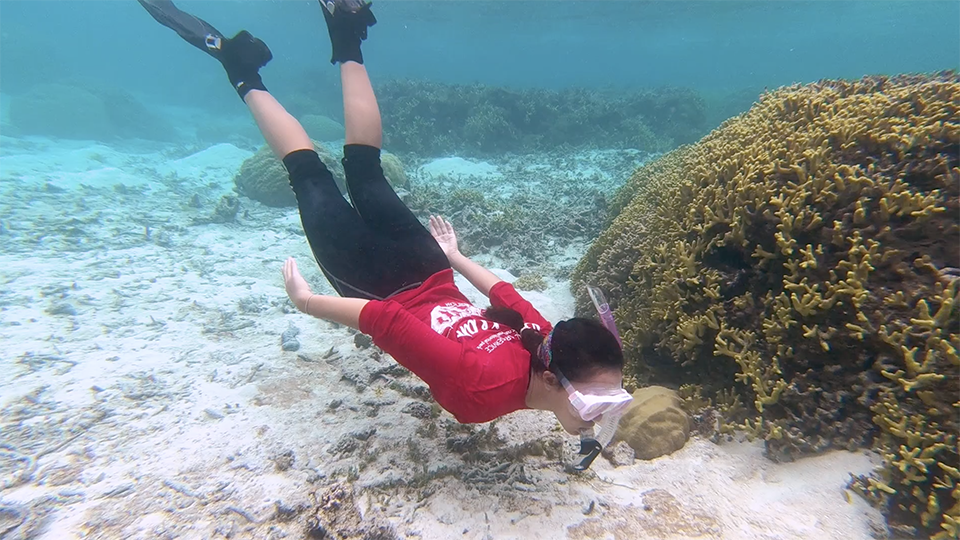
{"left": 137, "top": 0, "right": 225, "bottom": 60}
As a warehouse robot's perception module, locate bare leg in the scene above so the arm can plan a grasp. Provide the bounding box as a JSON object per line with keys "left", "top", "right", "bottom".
{"left": 340, "top": 61, "right": 382, "bottom": 148}
{"left": 244, "top": 90, "right": 314, "bottom": 160}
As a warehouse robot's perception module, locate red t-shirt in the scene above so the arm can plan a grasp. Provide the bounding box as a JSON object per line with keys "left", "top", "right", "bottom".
{"left": 358, "top": 268, "right": 553, "bottom": 423}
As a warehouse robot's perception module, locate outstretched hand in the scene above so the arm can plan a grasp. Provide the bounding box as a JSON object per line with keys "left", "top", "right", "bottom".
{"left": 282, "top": 257, "right": 315, "bottom": 312}
{"left": 429, "top": 215, "right": 460, "bottom": 259}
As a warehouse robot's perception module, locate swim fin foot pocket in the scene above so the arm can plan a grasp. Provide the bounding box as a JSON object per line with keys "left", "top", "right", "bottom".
{"left": 220, "top": 30, "right": 273, "bottom": 99}
{"left": 321, "top": 0, "right": 373, "bottom": 16}
{"left": 320, "top": 0, "right": 377, "bottom": 65}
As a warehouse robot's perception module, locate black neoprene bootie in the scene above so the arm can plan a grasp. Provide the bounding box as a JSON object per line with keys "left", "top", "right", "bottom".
{"left": 219, "top": 30, "right": 273, "bottom": 99}
{"left": 320, "top": 0, "right": 377, "bottom": 64}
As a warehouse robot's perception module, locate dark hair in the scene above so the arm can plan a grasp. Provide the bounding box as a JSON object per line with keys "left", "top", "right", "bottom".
{"left": 483, "top": 306, "right": 623, "bottom": 382}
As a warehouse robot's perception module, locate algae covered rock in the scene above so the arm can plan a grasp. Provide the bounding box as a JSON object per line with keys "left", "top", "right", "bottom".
{"left": 380, "top": 152, "right": 408, "bottom": 189}
{"left": 234, "top": 141, "right": 345, "bottom": 207}
{"left": 572, "top": 72, "right": 959, "bottom": 538}
{"left": 614, "top": 386, "right": 690, "bottom": 460}
{"left": 10, "top": 84, "right": 114, "bottom": 141}
{"left": 10, "top": 83, "right": 176, "bottom": 141}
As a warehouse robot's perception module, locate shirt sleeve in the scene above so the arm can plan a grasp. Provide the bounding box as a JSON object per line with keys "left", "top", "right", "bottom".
{"left": 358, "top": 299, "right": 466, "bottom": 388}
{"left": 487, "top": 281, "right": 553, "bottom": 333}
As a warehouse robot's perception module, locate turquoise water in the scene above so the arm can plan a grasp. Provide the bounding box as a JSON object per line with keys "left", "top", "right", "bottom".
{"left": 2, "top": 1, "right": 957, "bottom": 111}
{"left": 0, "top": 2, "right": 959, "bottom": 539}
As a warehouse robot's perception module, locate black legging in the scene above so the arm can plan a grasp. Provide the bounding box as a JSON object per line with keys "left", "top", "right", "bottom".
{"left": 283, "top": 145, "right": 450, "bottom": 300}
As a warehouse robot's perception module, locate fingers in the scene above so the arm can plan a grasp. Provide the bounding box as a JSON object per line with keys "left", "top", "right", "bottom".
{"left": 282, "top": 257, "right": 299, "bottom": 280}
{"left": 429, "top": 215, "right": 452, "bottom": 235}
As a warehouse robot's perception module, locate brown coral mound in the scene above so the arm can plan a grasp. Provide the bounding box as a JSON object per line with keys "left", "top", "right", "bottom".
{"left": 615, "top": 386, "right": 690, "bottom": 460}
{"left": 572, "top": 72, "right": 959, "bottom": 538}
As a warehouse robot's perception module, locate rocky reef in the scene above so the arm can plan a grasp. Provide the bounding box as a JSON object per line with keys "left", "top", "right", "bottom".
{"left": 9, "top": 83, "right": 178, "bottom": 142}
{"left": 376, "top": 80, "right": 707, "bottom": 156}
{"left": 572, "top": 72, "right": 959, "bottom": 538}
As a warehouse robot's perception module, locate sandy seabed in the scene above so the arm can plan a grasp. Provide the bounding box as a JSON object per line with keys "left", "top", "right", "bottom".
{"left": 0, "top": 135, "right": 886, "bottom": 539}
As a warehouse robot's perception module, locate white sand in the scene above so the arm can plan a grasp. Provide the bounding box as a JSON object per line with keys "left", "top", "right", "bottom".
{"left": 0, "top": 138, "right": 885, "bottom": 539}
{"left": 418, "top": 156, "right": 504, "bottom": 183}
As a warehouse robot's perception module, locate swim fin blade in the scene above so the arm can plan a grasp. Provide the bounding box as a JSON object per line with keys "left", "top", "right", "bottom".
{"left": 321, "top": 0, "right": 373, "bottom": 16}
{"left": 137, "top": 0, "right": 226, "bottom": 59}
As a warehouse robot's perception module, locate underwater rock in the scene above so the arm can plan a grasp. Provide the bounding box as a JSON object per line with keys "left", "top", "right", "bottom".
{"left": 353, "top": 333, "right": 373, "bottom": 349}
{"left": 234, "top": 141, "right": 345, "bottom": 208}
{"left": 45, "top": 301, "right": 77, "bottom": 317}
{"left": 212, "top": 195, "right": 239, "bottom": 224}
{"left": 572, "top": 72, "right": 960, "bottom": 537}
{"left": 307, "top": 483, "right": 398, "bottom": 540}
{"left": 94, "top": 85, "right": 178, "bottom": 141}
{"left": 300, "top": 114, "right": 345, "bottom": 142}
{"left": 9, "top": 83, "right": 176, "bottom": 142}
{"left": 380, "top": 152, "right": 408, "bottom": 189}
{"left": 271, "top": 449, "right": 295, "bottom": 472}
{"left": 10, "top": 84, "right": 112, "bottom": 140}
{"left": 281, "top": 323, "right": 301, "bottom": 352}
{"left": 401, "top": 402, "right": 433, "bottom": 419}
{"left": 604, "top": 440, "right": 637, "bottom": 467}
{"left": 614, "top": 386, "right": 690, "bottom": 460}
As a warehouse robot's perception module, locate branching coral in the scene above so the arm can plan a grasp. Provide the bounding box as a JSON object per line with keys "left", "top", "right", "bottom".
{"left": 572, "top": 72, "right": 960, "bottom": 537}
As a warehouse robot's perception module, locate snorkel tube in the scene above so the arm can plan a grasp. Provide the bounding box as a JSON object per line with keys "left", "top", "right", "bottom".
{"left": 570, "top": 286, "right": 628, "bottom": 471}
{"left": 587, "top": 285, "right": 622, "bottom": 347}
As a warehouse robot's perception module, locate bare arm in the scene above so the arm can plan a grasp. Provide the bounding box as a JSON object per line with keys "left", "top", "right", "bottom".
{"left": 300, "top": 294, "right": 368, "bottom": 330}
{"left": 448, "top": 252, "right": 503, "bottom": 298}
{"left": 282, "top": 258, "right": 366, "bottom": 329}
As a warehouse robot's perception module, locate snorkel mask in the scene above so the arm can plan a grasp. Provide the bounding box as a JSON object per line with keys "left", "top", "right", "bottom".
{"left": 540, "top": 286, "right": 633, "bottom": 471}
{"left": 559, "top": 370, "right": 632, "bottom": 471}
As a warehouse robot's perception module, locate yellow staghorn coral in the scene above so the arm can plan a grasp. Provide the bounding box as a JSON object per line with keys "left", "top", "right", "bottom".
{"left": 572, "top": 72, "right": 959, "bottom": 537}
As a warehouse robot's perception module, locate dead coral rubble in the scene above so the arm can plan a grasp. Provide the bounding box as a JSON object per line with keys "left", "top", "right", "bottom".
{"left": 572, "top": 72, "right": 960, "bottom": 539}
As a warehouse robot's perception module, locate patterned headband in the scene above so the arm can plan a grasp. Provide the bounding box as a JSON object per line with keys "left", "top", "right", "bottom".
{"left": 537, "top": 329, "right": 555, "bottom": 370}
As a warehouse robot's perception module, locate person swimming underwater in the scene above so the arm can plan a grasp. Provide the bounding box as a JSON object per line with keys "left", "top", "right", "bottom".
{"left": 137, "top": 0, "right": 632, "bottom": 470}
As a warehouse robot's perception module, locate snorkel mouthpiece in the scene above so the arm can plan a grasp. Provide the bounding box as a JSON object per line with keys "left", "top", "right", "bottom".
{"left": 574, "top": 429, "right": 603, "bottom": 471}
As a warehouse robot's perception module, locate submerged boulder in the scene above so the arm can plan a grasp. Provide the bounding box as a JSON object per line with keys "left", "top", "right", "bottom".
{"left": 9, "top": 83, "right": 176, "bottom": 141}
{"left": 614, "top": 386, "right": 690, "bottom": 460}
{"left": 10, "top": 84, "right": 112, "bottom": 140}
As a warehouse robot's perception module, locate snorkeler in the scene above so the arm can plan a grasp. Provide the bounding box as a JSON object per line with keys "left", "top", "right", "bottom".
{"left": 137, "top": 0, "right": 632, "bottom": 470}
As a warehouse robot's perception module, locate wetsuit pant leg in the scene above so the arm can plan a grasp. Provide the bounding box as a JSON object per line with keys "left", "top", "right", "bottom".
{"left": 284, "top": 148, "right": 447, "bottom": 299}
{"left": 341, "top": 144, "right": 450, "bottom": 291}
